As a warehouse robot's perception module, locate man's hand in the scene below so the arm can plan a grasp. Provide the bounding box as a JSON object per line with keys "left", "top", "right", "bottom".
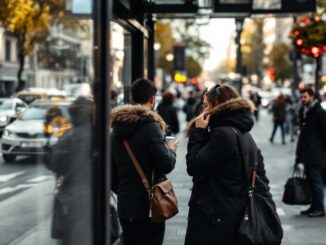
{"left": 167, "top": 140, "right": 178, "bottom": 152}
{"left": 195, "top": 112, "right": 210, "bottom": 129}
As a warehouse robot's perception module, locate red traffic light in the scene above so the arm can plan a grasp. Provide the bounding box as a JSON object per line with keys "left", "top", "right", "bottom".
{"left": 296, "top": 39, "right": 303, "bottom": 46}
{"left": 311, "top": 46, "right": 321, "bottom": 57}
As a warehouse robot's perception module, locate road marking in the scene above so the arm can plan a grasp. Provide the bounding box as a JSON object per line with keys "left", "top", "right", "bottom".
{"left": 0, "top": 171, "right": 25, "bottom": 182}
{"left": 27, "top": 176, "right": 52, "bottom": 183}
{"left": 0, "top": 184, "right": 35, "bottom": 195}
{"left": 277, "top": 208, "right": 285, "bottom": 216}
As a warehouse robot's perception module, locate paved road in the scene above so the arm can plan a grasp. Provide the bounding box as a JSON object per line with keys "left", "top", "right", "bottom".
{"left": 0, "top": 157, "right": 56, "bottom": 245}
{"left": 164, "top": 109, "right": 326, "bottom": 245}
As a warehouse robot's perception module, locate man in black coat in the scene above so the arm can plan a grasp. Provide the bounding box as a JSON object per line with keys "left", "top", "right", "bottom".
{"left": 111, "top": 78, "right": 177, "bottom": 245}
{"left": 296, "top": 88, "right": 326, "bottom": 217}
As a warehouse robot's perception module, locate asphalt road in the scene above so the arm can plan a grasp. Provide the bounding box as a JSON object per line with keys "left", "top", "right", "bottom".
{"left": 0, "top": 157, "right": 55, "bottom": 245}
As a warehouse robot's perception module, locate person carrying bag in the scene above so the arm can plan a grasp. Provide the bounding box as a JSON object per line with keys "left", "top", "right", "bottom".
{"left": 123, "top": 140, "right": 178, "bottom": 223}
{"left": 233, "top": 128, "right": 283, "bottom": 245}
{"left": 282, "top": 164, "right": 312, "bottom": 205}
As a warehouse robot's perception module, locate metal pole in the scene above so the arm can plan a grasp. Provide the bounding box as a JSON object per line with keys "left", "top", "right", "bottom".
{"left": 93, "top": 0, "right": 111, "bottom": 243}
{"left": 292, "top": 17, "right": 300, "bottom": 94}
{"left": 315, "top": 56, "right": 322, "bottom": 93}
{"left": 147, "top": 15, "right": 155, "bottom": 81}
{"left": 235, "top": 18, "right": 244, "bottom": 75}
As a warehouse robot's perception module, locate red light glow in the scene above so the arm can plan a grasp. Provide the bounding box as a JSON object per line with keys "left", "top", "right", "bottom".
{"left": 296, "top": 39, "right": 303, "bottom": 46}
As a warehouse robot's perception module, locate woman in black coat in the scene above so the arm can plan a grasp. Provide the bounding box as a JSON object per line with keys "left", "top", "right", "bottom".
{"left": 185, "top": 84, "right": 273, "bottom": 245}
{"left": 157, "top": 92, "right": 179, "bottom": 136}
{"left": 47, "top": 96, "right": 93, "bottom": 244}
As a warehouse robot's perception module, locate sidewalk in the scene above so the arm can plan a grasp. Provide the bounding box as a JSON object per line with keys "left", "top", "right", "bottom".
{"left": 164, "top": 109, "right": 326, "bottom": 245}
{"left": 12, "top": 109, "right": 326, "bottom": 245}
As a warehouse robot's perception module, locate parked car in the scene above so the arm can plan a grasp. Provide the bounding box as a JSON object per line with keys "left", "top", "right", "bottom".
{"left": 0, "top": 98, "right": 28, "bottom": 135}
{"left": 16, "top": 88, "right": 66, "bottom": 105}
{"left": 1, "top": 100, "right": 72, "bottom": 162}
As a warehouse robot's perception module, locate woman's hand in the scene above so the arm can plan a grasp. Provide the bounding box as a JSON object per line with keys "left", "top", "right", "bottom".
{"left": 195, "top": 112, "right": 210, "bottom": 129}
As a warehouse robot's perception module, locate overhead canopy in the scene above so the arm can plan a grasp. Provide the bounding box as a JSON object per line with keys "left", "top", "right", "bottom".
{"left": 144, "top": 0, "right": 316, "bottom": 19}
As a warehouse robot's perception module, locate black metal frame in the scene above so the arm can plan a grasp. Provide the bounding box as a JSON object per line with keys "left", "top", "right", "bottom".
{"left": 93, "top": 0, "right": 112, "bottom": 244}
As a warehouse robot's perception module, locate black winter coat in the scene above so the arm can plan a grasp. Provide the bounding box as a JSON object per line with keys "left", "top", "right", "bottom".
{"left": 48, "top": 122, "right": 92, "bottom": 244}
{"left": 296, "top": 101, "right": 326, "bottom": 167}
{"left": 111, "top": 104, "right": 176, "bottom": 219}
{"left": 157, "top": 102, "right": 179, "bottom": 135}
{"left": 185, "top": 98, "right": 271, "bottom": 245}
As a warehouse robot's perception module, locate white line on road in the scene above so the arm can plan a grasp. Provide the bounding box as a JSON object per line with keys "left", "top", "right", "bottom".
{"left": 27, "top": 176, "right": 52, "bottom": 183}
{"left": 0, "top": 171, "right": 25, "bottom": 182}
{"left": 277, "top": 208, "right": 286, "bottom": 216}
{"left": 0, "top": 184, "right": 36, "bottom": 195}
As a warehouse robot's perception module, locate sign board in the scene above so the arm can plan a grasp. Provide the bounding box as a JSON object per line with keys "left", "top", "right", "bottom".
{"left": 214, "top": 0, "right": 316, "bottom": 13}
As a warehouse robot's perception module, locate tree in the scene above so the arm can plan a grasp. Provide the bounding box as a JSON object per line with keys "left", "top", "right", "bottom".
{"left": 269, "top": 42, "right": 292, "bottom": 84}
{"left": 155, "top": 20, "right": 211, "bottom": 79}
{"left": 155, "top": 22, "right": 176, "bottom": 76}
{"left": 0, "top": 0, "right": 64, "bottom": 91}
{"left": 241, "top": 19, "right": 265, "bottom": 78}
{"left": 173, "top": 20, "right": 211, "bottom": 78}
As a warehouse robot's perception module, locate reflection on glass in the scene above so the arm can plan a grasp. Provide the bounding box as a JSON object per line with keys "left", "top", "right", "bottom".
{"left": 46, "top": 96, "right": 92, "bottom": 244}
{"left": 219, "top": 0, "right": 251, "bottom": 4}
{"left": 0, "top": 1, "right": 94, "bottom": 244}
{"left": 111, "top": 22, "right": 132, "bottom": 105}
{"left": 252, "top": 0, "right": 281, "bottom": 9}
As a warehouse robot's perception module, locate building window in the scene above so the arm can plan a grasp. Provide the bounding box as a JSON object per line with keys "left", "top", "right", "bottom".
{"left": 5, "top": 40, "right": 11, "bottom": 61}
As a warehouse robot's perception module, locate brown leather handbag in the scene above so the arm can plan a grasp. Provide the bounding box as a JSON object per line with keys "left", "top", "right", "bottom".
{"left": 123, "top": 140, "right": 178, "bottom": 223}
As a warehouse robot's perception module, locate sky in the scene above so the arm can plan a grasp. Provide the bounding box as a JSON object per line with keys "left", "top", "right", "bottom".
{"left": 72, "top": 0, "right": 92, "bottom": 14}
{"left": 199, "top": 19, "right": 236, "bottom": 71}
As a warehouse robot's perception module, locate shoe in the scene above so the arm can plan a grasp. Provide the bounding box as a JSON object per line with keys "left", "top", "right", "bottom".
{"left": 269, "top": 138, "right": 273, "bottom": 143}
{"left": 282, "top": 141, "right": 286, "bottom": 145}
{"left": 290, "top": 138, "right": 295, "bottom": 142}
{"left": 307, "top": 210, "right": 325, "bottom": 218}
{"left": 300, "top": 207, "right": 314, "bottom": 215}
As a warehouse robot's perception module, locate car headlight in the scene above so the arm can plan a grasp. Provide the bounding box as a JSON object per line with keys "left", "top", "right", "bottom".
{"left": 3, "top": 129, "right": 14, "bottom": 137}
{"left": 0, "top": 116, "right": 8, "bottom": 123}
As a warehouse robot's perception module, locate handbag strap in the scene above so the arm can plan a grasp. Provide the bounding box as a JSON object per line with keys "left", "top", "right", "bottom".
{"left": 123, "top": 140, "right": 151, "bottom": 193}
{"left": 231, "top": 127, "right": 257, "bottom": 189}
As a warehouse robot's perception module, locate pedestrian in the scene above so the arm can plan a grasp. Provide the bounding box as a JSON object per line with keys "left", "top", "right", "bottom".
{"left": 249, "top": 90, "right": 261, "bottom": 121}
{"left": 47, "top": 96, "right": 93, "bottom": 244}
{"left": 184, "top": 84, "right": 273, "bottom": 244}
{"left": 110, "top": 78, "right": 178, "bottom": 245}
{"left": 296, "top": 88, "right": 326, "bottom": 217}
{"left": 284, "top": 95, "right": 296, "bottom": 142}
{"left": 157, "top": 91, "right": 179, "bottom": 136}
{"left": 110, "top": 89, "right": 118, "bottom": 108}
{"left": 183, "top": 90, "right": 197, "bottom": 122}
{"left": 269, "top": 94, "right": 286, "bottom": 144}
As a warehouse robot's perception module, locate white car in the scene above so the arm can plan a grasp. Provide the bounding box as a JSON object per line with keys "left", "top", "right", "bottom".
{"left": 1, "top": 100, "right": 72, "bottom": 162}
{"left": 0, "top": 98, "right": 28, "bottom": 134}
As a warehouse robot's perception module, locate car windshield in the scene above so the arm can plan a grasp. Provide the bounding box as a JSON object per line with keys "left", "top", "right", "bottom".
{"left": 20, "top": 104, "right": 70, "bottom": 121}
{"left": 0, "top": 101, "right": 14, "bottom": 110}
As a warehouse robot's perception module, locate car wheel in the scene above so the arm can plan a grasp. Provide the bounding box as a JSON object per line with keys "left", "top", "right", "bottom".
{"left": 3, "top": 154, "right": 16, "bottom": 163}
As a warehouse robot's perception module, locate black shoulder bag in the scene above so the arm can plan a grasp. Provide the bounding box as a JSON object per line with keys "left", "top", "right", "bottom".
{"left": 232, "top": 128, "right": 283, "bottom": 245}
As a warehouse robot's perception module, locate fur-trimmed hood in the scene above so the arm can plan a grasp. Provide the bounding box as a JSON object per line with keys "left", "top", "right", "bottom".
{"left": 110, "top": 104, "right": 168, "bottom": 139}
{"left": 185, "top": 97, "right": 255, "bottom": 137}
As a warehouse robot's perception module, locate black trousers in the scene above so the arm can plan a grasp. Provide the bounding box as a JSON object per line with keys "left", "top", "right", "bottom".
{"left": 120, "top": 218, "right": 165, "bottom": 245}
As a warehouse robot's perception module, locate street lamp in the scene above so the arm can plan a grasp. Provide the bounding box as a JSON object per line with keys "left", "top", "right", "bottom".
{"left": 235, "top": 18, "right": 244, "bottom": 75}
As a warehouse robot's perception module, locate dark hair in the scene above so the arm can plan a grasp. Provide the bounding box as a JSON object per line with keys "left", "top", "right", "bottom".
{"left": 162, "top": 92, "right": 175, "bottom": 104}
{"left": 300, "top": 88, "right": 315, "bottom": 97}
{"left": 131, "top": 78, "right": 157, "bottom": 104}
{"left": 205, "top": 84, "right": 239, "bottom": 106}
{"left": 69, "top": 96, "right": 93, "bottom": 126}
